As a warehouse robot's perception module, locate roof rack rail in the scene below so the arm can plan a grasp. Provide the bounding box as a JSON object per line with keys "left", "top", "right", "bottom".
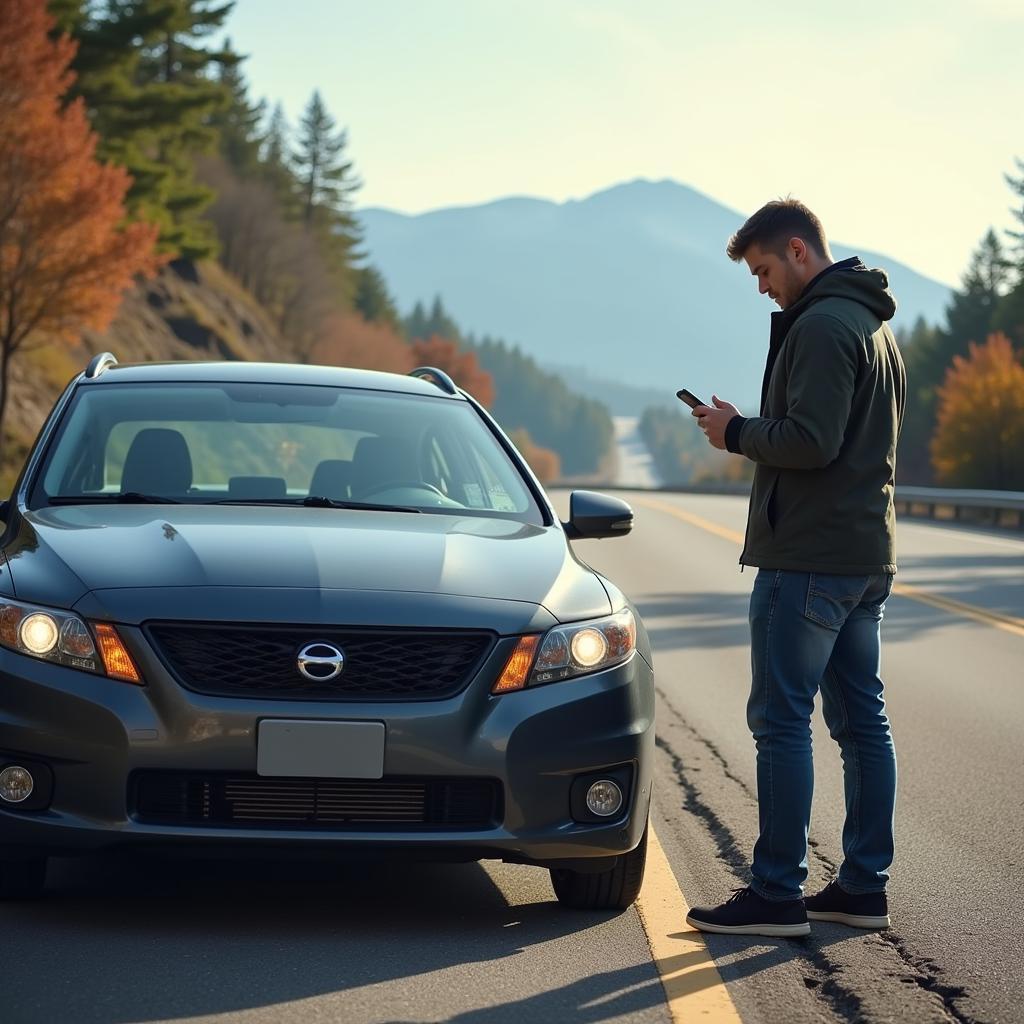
{"left": 409, "top": 366, "right": 458, "bottom": 396}
{"left": 84, "top": 352, "right": 118, "bottom": 379}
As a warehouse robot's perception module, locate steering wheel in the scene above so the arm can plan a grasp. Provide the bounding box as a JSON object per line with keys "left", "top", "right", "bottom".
{"left": 358, "top": 480, "right": 448, "bottom": 500}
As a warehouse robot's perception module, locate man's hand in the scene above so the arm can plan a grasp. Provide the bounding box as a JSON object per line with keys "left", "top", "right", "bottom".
{"left": 692, "top": 395, "right": 740, "bottom": 450}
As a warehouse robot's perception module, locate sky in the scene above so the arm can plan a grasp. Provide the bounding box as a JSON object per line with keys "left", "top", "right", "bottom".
{"left": 225, "top": 0, "right": 1024, "bottom": 286}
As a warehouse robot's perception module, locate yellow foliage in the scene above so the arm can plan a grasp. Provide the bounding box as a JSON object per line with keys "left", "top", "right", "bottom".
{"left": 930, "top": 333, "right": 1024, "bottom": 489}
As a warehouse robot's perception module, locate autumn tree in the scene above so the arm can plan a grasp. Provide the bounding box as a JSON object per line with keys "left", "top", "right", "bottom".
{"left": 508, "top": 430, "right": 561, "bottom": 484}
{"left": 930, "top": 333, "right": 1024, "bottom": 489}
{"left": 410, "top": 336, "right": 495, "bottom": 407}
{"left": 0, "top": 0, "right": 160, "bottom": 453}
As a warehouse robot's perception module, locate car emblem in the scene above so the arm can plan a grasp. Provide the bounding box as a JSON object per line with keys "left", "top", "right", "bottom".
{"left": 296, "top": 642, "right": 345, "bottom": 682}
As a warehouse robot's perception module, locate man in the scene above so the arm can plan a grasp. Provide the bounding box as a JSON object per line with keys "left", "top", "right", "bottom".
{"left": 685, "top": 199, "right": 906, "bottom": 938}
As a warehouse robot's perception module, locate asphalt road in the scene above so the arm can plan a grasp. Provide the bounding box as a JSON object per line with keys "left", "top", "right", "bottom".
{"left": 2, "top": 491, "right": 1021, "bottom": 1024}
{"left": 571, "top": 490, "right": 1024, "bottom": 1024}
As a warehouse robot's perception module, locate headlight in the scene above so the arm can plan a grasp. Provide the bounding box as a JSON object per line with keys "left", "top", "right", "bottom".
{"left": 0, "top": 598, "right": 101, "bottom": 674}
{"left": 530, "top": 609, "right": 636, "bottom": 686}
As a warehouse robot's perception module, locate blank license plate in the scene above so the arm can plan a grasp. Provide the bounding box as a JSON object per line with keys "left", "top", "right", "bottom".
{"left": 257, "top": 720, "right": 385, "bottom": 779}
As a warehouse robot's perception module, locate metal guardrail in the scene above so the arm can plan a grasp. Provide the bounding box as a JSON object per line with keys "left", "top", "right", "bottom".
{"left": 554, "top": 482, "right": 1024, "bottom": 530}
{"left": 892, "top": 487, "right": 1024, "bottom": 529}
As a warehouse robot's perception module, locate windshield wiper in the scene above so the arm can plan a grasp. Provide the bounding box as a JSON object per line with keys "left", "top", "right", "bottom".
{"left": 209, "top": 496, "right": 421, "bottom": 513}
{"left": 50, "top": 492, "right": 182, "bottom": 505}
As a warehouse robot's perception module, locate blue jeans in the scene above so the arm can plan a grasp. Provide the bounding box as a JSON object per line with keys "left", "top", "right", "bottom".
{"left": 747, "top": 569, "right": 897, "bottom": 901}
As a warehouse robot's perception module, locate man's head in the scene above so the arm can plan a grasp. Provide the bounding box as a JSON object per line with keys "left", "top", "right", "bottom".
{"left": 726, "top": 199, "right": 834, "bottom": 309}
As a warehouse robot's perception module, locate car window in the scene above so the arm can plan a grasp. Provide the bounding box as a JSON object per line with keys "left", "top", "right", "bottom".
{"left": 32, "top": 382, "right": 545, "bottom": 524}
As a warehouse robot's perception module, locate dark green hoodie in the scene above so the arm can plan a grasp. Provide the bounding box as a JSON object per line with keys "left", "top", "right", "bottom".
{"left": 724, "top": 257, "right": 907, "bottom": 574}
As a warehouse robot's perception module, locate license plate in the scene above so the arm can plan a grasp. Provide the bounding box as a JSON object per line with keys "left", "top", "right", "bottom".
{"left": 257, "top": 720, "right": 385, "bottom": 779}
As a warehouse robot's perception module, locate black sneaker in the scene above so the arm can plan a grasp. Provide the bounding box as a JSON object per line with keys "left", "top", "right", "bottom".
{"left": 686, "top": 886, "right": 810, "bottom": 937}
{"left": 805, "top": 879, "right": 889, "bottom": 928}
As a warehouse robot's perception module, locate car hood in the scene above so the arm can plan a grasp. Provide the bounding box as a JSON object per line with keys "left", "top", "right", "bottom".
{"left": 5, "top": 505, "right": 611, "bottom": 628}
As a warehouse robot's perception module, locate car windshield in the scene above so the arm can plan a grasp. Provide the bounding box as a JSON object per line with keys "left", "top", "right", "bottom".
{"left": 30, "top": 381, "right": 546, "bottom": 525}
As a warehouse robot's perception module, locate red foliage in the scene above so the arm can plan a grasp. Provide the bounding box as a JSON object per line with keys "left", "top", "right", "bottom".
{"left": 309, "top": 313, "right": 417, "bottom": 375}
{"left": 508, "top": 429, "right": 561, "bottom": 483}
{"left": 410, "top": 335, "right": 495, "bottom": 407}
{"left": 0, "top": 0, "right": 161, "bottom": 441}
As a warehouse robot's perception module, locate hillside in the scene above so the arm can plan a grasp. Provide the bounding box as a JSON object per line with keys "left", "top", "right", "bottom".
{"left": 2, "top": 260, "right": 297, "bottom": 489}
{"left": 359, "top": 179, "right": 953, "bottom": 409}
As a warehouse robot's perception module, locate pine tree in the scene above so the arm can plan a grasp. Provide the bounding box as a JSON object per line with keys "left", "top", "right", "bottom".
{"left": 943, "top": 229, "right": 1011, "bottom": 349}
{"left": 210, "top": 38, "right": 264, "bottom": 175}
{"left": 404, "top": 295, "right": 462, "bottom": 343}
{"left": 294, "top": 91, "right": 361, "bottom": 234}
{"left": 354, "top": 266, "right": 400, "bottom": 328}
{"left": 293, "top": 90, "right": 363, "bottom": 302}
{"left": 1006, "top": 156, "right": 1024, "bottom": 269}
{"left": 56, "top": 0, "right": 236, "bottom": 259}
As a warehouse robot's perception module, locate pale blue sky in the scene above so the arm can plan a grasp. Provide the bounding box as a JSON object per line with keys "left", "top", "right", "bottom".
{"left": 226, "top": 0, "right": 1024, "bottom": 285}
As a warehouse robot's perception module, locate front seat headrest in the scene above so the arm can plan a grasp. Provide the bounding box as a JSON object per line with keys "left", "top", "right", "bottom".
{"left": 121, "top": 428, "right": 193, "bottom": 495}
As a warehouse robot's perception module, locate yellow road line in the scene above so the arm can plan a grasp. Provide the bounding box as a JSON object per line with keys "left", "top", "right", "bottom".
{"left": 633, "top": 494, "right": 1024, "bottom": 640}
{"left": 635, "top": 496, "right": 747, "bottom": 547}
{"left": 637, "top": 826, "right": 744, "bottom": 1023}
{"left": 890, "top": 582, "right": 1024, "bottom": 638}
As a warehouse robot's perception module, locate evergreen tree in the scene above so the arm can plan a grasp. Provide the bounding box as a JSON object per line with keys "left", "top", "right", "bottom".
{"left": 354, "top": 266, "right": 400, "bottom": 328}
{"left": 294, "top": 91, "right": 361, "bottom": 233}
{"left": 257, "top": 102, "right": 300, "bottom": 213}
{"left": 943, "top": 229, "right": 1011, "bottom": 348}
{"left": 54, "top": 0, "right": 235, "bottom": 259}
{"left": 404, "top": 295, "right": 462, "bottom": 343}
{"left": 293, "top": 90, "right": 363, "bottom": 300}
{"left": 1006, "top": 156, "right": 1024, "bottom": 269}
{"left": 210, "top": 38, "right": 264, "bottom": 175}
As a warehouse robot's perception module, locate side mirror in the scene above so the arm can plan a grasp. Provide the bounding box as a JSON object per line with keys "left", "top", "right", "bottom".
{"left": 563, "top": 490, "right": 634, "bottom": 540}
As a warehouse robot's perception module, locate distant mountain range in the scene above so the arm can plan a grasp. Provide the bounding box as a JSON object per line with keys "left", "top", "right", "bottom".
{"left": 359, "top": 179, "right": 952, "bottom": 413}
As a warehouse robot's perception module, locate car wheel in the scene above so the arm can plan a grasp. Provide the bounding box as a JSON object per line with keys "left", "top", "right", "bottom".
{"left": 550, "top": 821, "right": 648, "bottom": 911}
{"left": 0, "top": 857, "right": 47, "bottom": 900}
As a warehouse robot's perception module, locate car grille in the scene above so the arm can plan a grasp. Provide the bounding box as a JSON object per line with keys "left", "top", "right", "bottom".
{"left": 132, "top": 773, "right": 502, "bottom": 830}
{"left": 144, "top": 623, "right": 495, "bottom": 700}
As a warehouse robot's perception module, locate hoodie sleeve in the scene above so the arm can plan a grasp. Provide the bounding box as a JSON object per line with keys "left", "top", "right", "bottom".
{"left": 735, "top": 314, "right": 858, "bottom": 470}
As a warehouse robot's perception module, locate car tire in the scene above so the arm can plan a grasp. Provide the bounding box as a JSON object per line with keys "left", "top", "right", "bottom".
{"left": 0, "top": 857, "right": 47, "bottom": 900}
{"left": 550, "top": 821, "right": 648, "bottom": 911}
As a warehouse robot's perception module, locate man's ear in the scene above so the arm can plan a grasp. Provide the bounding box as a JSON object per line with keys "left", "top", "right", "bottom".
{"left": 788, "top": 237, "right": 808, "bottom": 264}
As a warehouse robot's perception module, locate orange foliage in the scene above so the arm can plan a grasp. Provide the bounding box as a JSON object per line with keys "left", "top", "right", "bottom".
{"left": 308, "top": 313, "right": 416, "bottom": 374}
{"left": 410, "top": 335, "right": 495, "bottom": 407}
{"left": 0, "top": 0, "right": 160, "bottom": 440}
{"left": 508, "top": 429, "right": 562, "bottom": 484}
{"left": 931, "top": 332, "right": 1024, "bottom": 489}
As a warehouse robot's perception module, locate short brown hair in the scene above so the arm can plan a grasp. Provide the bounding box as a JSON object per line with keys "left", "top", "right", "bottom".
{"left": 726, "top": 198, "right": 829, "bottom": 262}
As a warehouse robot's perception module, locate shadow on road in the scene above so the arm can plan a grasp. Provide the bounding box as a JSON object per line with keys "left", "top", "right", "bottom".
{"left": 1, "top": 853, "right": 666, "bottom": 1024}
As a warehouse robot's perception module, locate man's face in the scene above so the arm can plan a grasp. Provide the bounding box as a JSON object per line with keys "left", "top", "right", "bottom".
{"left": 743, "top": 242, "right": 804, "bottom": 309}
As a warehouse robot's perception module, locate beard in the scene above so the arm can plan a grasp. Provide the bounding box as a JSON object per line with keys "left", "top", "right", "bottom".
{"left": 778, "top": 261, "right": 805, "bottom": 309}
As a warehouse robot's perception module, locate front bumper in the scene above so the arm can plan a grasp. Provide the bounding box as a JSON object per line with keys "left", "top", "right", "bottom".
{"left": 0, "top": 630, "right": 654, "bottom": 867}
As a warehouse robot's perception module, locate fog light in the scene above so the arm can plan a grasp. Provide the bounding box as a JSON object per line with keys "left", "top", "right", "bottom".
{"left": 585, "top": 779, "right": 623, "bottom": 817}
{"left": 0, "top": 765, "right": 34, "bottom": 804}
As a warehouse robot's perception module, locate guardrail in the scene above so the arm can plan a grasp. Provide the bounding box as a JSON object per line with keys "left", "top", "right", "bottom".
{"left": 554, "top": 482, "right": 1024, "bottom": 530}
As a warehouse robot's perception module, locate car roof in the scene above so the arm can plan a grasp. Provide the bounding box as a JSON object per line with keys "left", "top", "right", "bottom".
{"left": 76, "top": 360, "right": 464, "bottom": 400}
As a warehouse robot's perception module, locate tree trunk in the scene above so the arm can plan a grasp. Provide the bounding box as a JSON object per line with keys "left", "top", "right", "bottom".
{"left": 0, "top": 341, "right": 11, "bottom": 465}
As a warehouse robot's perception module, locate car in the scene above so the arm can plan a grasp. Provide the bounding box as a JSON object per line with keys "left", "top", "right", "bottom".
{"left": 0, "top": 354, "right": 654, "bottom": 908}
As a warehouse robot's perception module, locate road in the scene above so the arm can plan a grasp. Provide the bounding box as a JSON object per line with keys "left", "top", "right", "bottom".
{"left": 2, "top": 492, "right": 1021, "bottom": 1023}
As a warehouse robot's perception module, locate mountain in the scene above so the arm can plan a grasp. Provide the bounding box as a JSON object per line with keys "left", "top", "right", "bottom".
{"left": 359, "top": 179, "right": 952, "bottom": 409}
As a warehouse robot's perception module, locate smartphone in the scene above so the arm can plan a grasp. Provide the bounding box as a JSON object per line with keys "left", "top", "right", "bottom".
{"left": 675, "top": 388, "right": 706, "bottom": 410}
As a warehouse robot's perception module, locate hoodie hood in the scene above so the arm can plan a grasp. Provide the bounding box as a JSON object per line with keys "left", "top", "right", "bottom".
{"left": 793, "top": 256, "right": 898, "bottom": 322}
